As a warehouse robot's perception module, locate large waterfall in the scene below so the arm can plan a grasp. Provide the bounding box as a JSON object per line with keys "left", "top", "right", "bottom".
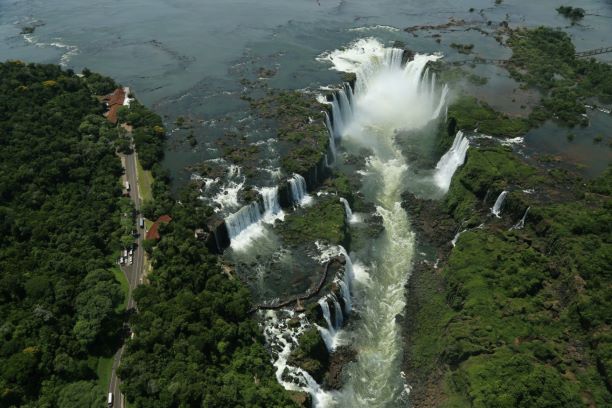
{"left": 311, "top": 38, "right": 448, "bottom": 407}
{"left": 433, "top": 130, "right": 469, "bottom": 192}
{"left": 224, "top": 186, "right": 283, "bottom": 249}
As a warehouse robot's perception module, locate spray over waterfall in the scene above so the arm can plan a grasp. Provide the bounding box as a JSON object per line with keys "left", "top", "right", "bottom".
{"left": 308, "top": 38, "right": 449, "bottom": 406}
{"left": 224, "top": 186, "right": 283, "bottom": 250}
{"left": 434, "top": 130, "right": 469, "bottom": 192}
{"left": 261, "top": 37, "right": 464, "bottom": 406}
{"left": 289, "top": 173, "right": 313, "bottom": 206}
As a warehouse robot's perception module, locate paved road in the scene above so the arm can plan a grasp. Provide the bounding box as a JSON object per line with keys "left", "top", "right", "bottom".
{"left": 108, "top": 150, "right": 146, "bottom": 408}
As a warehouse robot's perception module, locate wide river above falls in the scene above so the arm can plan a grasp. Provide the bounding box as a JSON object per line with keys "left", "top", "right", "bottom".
{"left": 2, "top": 0, "right": 611, "bottom": 186}
{"left": 2, "top": 1, "right": 611, "bottom": 406}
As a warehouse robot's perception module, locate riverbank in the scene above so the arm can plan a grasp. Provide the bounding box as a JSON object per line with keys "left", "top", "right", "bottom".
{"left": 402, "top": 134, "right": 611, "bottom": 408}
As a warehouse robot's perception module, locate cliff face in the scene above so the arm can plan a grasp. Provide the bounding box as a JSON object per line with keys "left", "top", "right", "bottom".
{"left": 401, "top": 145, "right": 612, "bottom": 407}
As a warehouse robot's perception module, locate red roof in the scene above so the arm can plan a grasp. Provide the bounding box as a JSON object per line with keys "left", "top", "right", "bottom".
{"left": 103, "top": 88, "right": 126, "bottom": 124}
{"left": 145, "top": 215, "right": 172, "bottom": 241}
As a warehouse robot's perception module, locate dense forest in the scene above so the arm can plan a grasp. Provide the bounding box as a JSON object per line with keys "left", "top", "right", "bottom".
{"left": 117, "top": 188, "right": 298, "bottom": 407}
{"left": 0, "top": 61, "right": 296, "bottom": 408}
{"left": 0, "top": 61, "right": 125, "bottom": 407}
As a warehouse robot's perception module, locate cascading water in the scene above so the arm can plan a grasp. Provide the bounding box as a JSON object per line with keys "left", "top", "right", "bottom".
{"left": 225, "top": 201, "right": 263, "bottom": 240}
{"left": 325, "top": 112, "right": 337, "bottom": 162}
{"left": 510, "top": 206, "right": 530, "bottom": 230}
{"left": 332, "top": 294, "right": 344, "bottom": 329}
{"left": 337, "top": 280, "right": 351, "bottom": 315}
{"left": 317, "top": 297, "right": 340, "bottom": 351}
{"left": 225, "top": 186, "right": 283, "bottom": 249}
{"left": 451, "top": 229, "right": 467, "bottom": 247}
{"left": 433, "top": 130, "right": 469, "bottom": 192}
{"left": 313, "top": 38, "right": 448, "bottom": 407}
{"left": 261, "top": 186, "right": 282, "bottom": 219}
{"left": 289, "top": 174, "right": 312, "bottom": 206}
{"left": 491, "top": 190, "right": 508, "bottom": 218}
{"left": 339, "top": 197, "right": 360, "bottom": 224}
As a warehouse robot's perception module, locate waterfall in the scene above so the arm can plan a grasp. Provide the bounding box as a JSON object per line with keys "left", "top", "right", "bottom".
{"left": 491, "top": 190, "right": 508, "bottom": 218}
{"left": 338, "top": 280, "right": 351, "bottom": 315}
{"left": 433, "top": 130, "right": 469, "bottom": 192}
{"left": 261, "top": 186, "right": 282, "bottom": 220}
{"left": 339, "top": 198, "right": 360, "bottom": 223}
{"left": 317, "top": 297, "right": 339, "bottom": 351}
{"left": 332, "top": 294, "right": 344, "bottom": 329}
{"left": 336, "top": 246, "right": 354, "bottom": 315}
{"left": 262, "top": 311, "right": 334, "bottom": 406}
{"left": 309, "top": 38, "right": 447, "bottom": 406}
{"left": 324, "top": 112, "right": 337, "bottom": 162}
{"left": 330, "top": 94, "right": 345, "bottom": 139}
{"left": 319, "top": 298, "right": 334, "bottom": 333}
{"left": 289, "top": 174, "right": 312, "bottom": 206}
{"left": 225, "top": 186, "right": 283, "bottom": 249}
{"left": 451, "top": 229, "right": 467, "bottom": 247}
{"left": 510, "top": 207, "right": 530, "bottom": 230}
{"left": 225, "top": 201, "right": 263, "bottom": 241}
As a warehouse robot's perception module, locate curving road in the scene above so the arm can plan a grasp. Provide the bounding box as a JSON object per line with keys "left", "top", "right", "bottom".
{"left": 108, "top": 150, "right": 146, "bottom": 408}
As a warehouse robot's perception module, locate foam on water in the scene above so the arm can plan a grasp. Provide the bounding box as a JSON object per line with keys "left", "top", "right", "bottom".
{"left": 314, "top": 38, "right": 448, "bottom": 406}
{"left": 433, "top": 131, "right": 469, "bottom": 192}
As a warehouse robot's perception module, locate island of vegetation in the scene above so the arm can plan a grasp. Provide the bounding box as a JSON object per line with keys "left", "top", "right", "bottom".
{"left": 402, "top": 26, "right": 611, "bottom": 408}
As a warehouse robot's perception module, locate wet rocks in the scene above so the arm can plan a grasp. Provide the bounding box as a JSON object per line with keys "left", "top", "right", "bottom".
{"left": 287, "top": 327, "right": 330, "bottom": 383}
{"left": 324, "top": 346, "right": 357, "bottom": 390}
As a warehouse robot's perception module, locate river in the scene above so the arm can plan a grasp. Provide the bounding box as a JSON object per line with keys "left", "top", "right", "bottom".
{"left": 2, "top": 1, "right": 611, "bottom": 406}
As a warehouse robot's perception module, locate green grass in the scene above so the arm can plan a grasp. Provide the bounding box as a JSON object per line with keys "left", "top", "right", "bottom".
{"left": 135, "top": 155, "right": 153, "bottom": 203}
{"left": 111, "top": 266, "right": 129, "bottom": 312}
{"left": 276, "top": 197, "right": 346, "bottom": 244}
{"left": 145, "top": 219, "right": 154, "bottom": 230}
{"left": 96, "top": 356, "right": 114, "bottom": 393}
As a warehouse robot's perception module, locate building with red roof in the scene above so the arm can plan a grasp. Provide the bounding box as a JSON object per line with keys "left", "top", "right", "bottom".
{"left": 102, "top": 88, "right": 126, "bottom": 124}
{"left": 145, "top": 215, "right": 172, "bottom": 241}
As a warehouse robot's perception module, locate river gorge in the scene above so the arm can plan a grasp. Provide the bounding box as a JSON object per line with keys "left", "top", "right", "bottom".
{"left": 2, "top": 0, "right": 610, "bottom": 407}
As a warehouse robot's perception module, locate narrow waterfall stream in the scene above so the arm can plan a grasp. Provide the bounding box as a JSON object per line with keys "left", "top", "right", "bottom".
{"left": 319, "top": 39, "right": 449, "bottom": 407}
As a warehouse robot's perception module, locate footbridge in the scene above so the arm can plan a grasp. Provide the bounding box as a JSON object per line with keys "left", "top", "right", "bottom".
{"left": 450, "top": 45, "right": 612, "bottom": 66}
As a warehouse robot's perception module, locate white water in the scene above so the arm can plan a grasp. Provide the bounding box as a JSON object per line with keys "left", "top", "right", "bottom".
{"left": 225, "top": 186, "right": 283, "bottom": 250}
{"left": 491, "top": 190, "right": 508, "bottom": 218}
{"left": 210, "top": 164, "right": 245, "bottom": 212}
{"left": 339, "top": 197, "right": 360, "bottom": 224}
{"left": 317, "top": 297, "right": 340, "bottom": 351}
{"left": 433, "top": 130, "right": 469, "bottom": 192}
{"left": 332, "top": 294, "right": 344, "bottom": 329}
{"left": 338, "top": 246, "right": 354, "bottom": 314}
{"left": 262, "top": 310, "right": 334, "bottom": 407}
{"left": 451, "top": 229, "right": 467, "bottom": 247}
{"left": 325, "top": 112, "right": 338, "bottom": 162}
{"left": 289, "top": 173, "right": 313, "bottom": 206}
{"left": 510, "top": 206, "right": 530, "bottom": 230}
{"left": 312, "top": 38, "right": 447, "bottom": 407}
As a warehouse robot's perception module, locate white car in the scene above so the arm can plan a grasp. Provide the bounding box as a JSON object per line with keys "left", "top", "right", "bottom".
{"left": 128, "top": 256, "right": 133, "bottom": 265}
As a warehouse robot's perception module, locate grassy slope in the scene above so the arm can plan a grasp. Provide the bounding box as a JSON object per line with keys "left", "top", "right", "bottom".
{"left": 408, "top": 146, "right": 611, "bottom": 407}
{"left": 135, "top": 155, "right": 153, "bottom": 203}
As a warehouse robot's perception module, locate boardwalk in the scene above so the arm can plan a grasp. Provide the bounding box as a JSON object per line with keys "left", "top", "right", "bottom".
{"left": 575, "top": 46, "right": 612, "bottom": 57}
{"left": 450, "top": 45, "right": 612, "bottom": 66}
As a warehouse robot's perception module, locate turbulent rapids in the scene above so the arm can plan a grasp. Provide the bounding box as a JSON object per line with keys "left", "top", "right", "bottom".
{"left": 259, "top": 38, "right": 462, "bottom": 407}
{"left": 321, "top": 39, "right": 449, "bottom": 407}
